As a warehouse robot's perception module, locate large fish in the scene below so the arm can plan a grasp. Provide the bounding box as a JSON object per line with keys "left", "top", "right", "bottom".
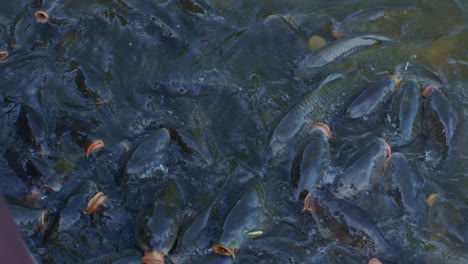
{"left": 269, "top": 72, "right": 366, "bottom": 157}
{"left": 295, "top": 35, "right": 392, "bottom": 80}
{"left": 135, "top": 181, "right": 182, "bottom": 264}
{"left": 304, "top": 187, "right": 396, "bottom": 261}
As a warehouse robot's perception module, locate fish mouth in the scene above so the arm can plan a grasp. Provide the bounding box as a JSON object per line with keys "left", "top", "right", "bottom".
{"left": 425, "top": 193, "right": 438, "bottom": 208}
{"left": 85, "top": 192, "right": 107, "bottom": 214}
{"left": 332, "top": 28, "right": 344, "bottom": 39}
{"left": 303, "top": 192, "right": 316, "bottom": 214}
{"left": 391, "top": 75, "right": 401, "bottom": 90}
{"left": 141, "top": 251, "right": 164, "bottom": 264}
{"left": 34, "top": 10, "right": 49, "bottom": 24}
{"left": 312, "top": 122, "right": 332, "bottom": 141}
{"left": 384, "top": 154, "right": 394, "bottom": 168}
{"left": 422, "top": 85, "right": 441, "bottom": 98}
{"left": 382, "top": 140, "right": 391, "bottom": 158}
{"left": 212, "top": 244, "right": 236, "bottom": 260}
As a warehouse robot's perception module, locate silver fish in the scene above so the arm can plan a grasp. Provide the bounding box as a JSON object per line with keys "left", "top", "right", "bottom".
{"left": 332, "top": 7, "right": 420, "bottom": 38}
{"left": 296, "top": 35, "right": 392, "bottom": 79}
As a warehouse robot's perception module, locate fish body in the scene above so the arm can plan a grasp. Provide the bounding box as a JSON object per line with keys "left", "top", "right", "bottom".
{"left": 296, "top": 35, "right": 392, "bottom": 79}
{"left": 333, "top": 8, "right": 420, "bottom": 38}
{"left": 135, "top": 181, "right": 182, "bottom": 258}
{"left": 334, "top": 138, "right": 390, "bottom": 198}
{"left": 212, "top": 178, "right": 267, "bottom": 259}
{"left": 390, "top": 80, "right": 423, "bottom": 146}
{"left": 294, "top": 124, "right": 331, "bottom": 199}
{"left": 304, "top": 188, "right": 396, "bottom": 261}
{"left": 270, "top": 72, "right": 365, "bottom": 156}
{"left": 382, "top": 153, "right": 424, "bottom": 218}
{"left": 346, "top": 76, "right": 400, "bottom": 119}
{"left": 423, "top": 87, "right": 458, "bottom": 148}
{"left": 124, "top": 128, "right": 171, "bottom": 181}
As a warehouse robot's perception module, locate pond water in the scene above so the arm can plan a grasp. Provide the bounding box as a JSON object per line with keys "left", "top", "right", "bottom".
{"left": 0, "top": 0, "right": 467, "bottom": 263}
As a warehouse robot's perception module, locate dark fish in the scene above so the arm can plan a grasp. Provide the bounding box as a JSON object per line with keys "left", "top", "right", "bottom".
{"left": 295, "top": 35, "right": 392, "bottom": 79}
{"left": 345, "top": 76, "right": 400, "bottom": 119}
{"left": 423, "top": 87, "right": 458, "bottom": 148}
{"left": 48, "top": 181, "right": 97, "bottom": 236}
{"left": 135, "top": 181, "right": 182, "bottom": 264}
{"left": 332, "top": 7, "right": 420, "bottom": 38}
{"left": 16, "top": 105, "right": 48, "bottom": 149}
{"left": 293, "top": 123, "right": 331, "bottom": 199}
{"left": 304, "top": 188, "right": 396, "bottom": 261}
{"left": 334, "top": 138, "right": 391, "bottom": 198}
{"left": 269, "top": 72, "right": 366, "bottom": 156}
{"left": 122, "top": 128, "right": 171, "bottom": 182}
{"left": 427, "top": 195, "right": 467, "bottom": 244}
{"left": 389, "top": 80, "right": 423, "bottom": 146}
{"left": 212, "top": 178, "right": 268, "bottom": 260}
{"left": 382, "top": 153, "right": 424, "bottom": 218}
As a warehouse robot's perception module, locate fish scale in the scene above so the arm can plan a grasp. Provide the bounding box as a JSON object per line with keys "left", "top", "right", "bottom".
{"left": 301, "top": 37, "right": 380, "bottom": 69}
{"left": 269, "top": 72, "right": 366, "bottom": 156}
{"left": 300, "top": 74, "right": 358, "bottom": 121}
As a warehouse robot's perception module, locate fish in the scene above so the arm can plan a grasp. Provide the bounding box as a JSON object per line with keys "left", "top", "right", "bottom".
{"left": 345, "top": 76, "right": 400, "bottom": 119}
{"left": 292, "top": 123, "right": 331, "bottom": 199}
{"left": 332, "top": 7, "right": 420, "bottom": 38}
{"left": 422, "top": 86, "right": 458, "bottom": 148}
{"left": 382, "top": 153, "right": 424, "bottom": 219}
{"left": 389, "top": 80, "right": 423, "bottom": 146}
{"left": 122, "top": 128, "right": 171, "bottom": 182}
{"left": 295, "top": 35, "right": 392, "bottom": 80}
{"left": 178, "top": 0, "right": 207, "bottom": 16}
{"left": 427, "top": 195, "right": 467, "bottom": 244}
{"left": 304, "top": 187, "right": 396, "bottom": 261}
{"left": 269, "top": 72, "right": 366, "bottom": 157}
{"left": 212, "top": 178, "right": 268, "bottom": 260}
{"left": 135, "top": 181, "right": 182, "bottom": 264}
{"left": 334, "top": 138, "right": 391, "bottom": 198}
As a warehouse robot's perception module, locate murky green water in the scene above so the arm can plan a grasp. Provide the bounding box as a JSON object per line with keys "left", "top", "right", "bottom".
{"left": 1, "top": 0, "right": 467, "bottom": 263}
